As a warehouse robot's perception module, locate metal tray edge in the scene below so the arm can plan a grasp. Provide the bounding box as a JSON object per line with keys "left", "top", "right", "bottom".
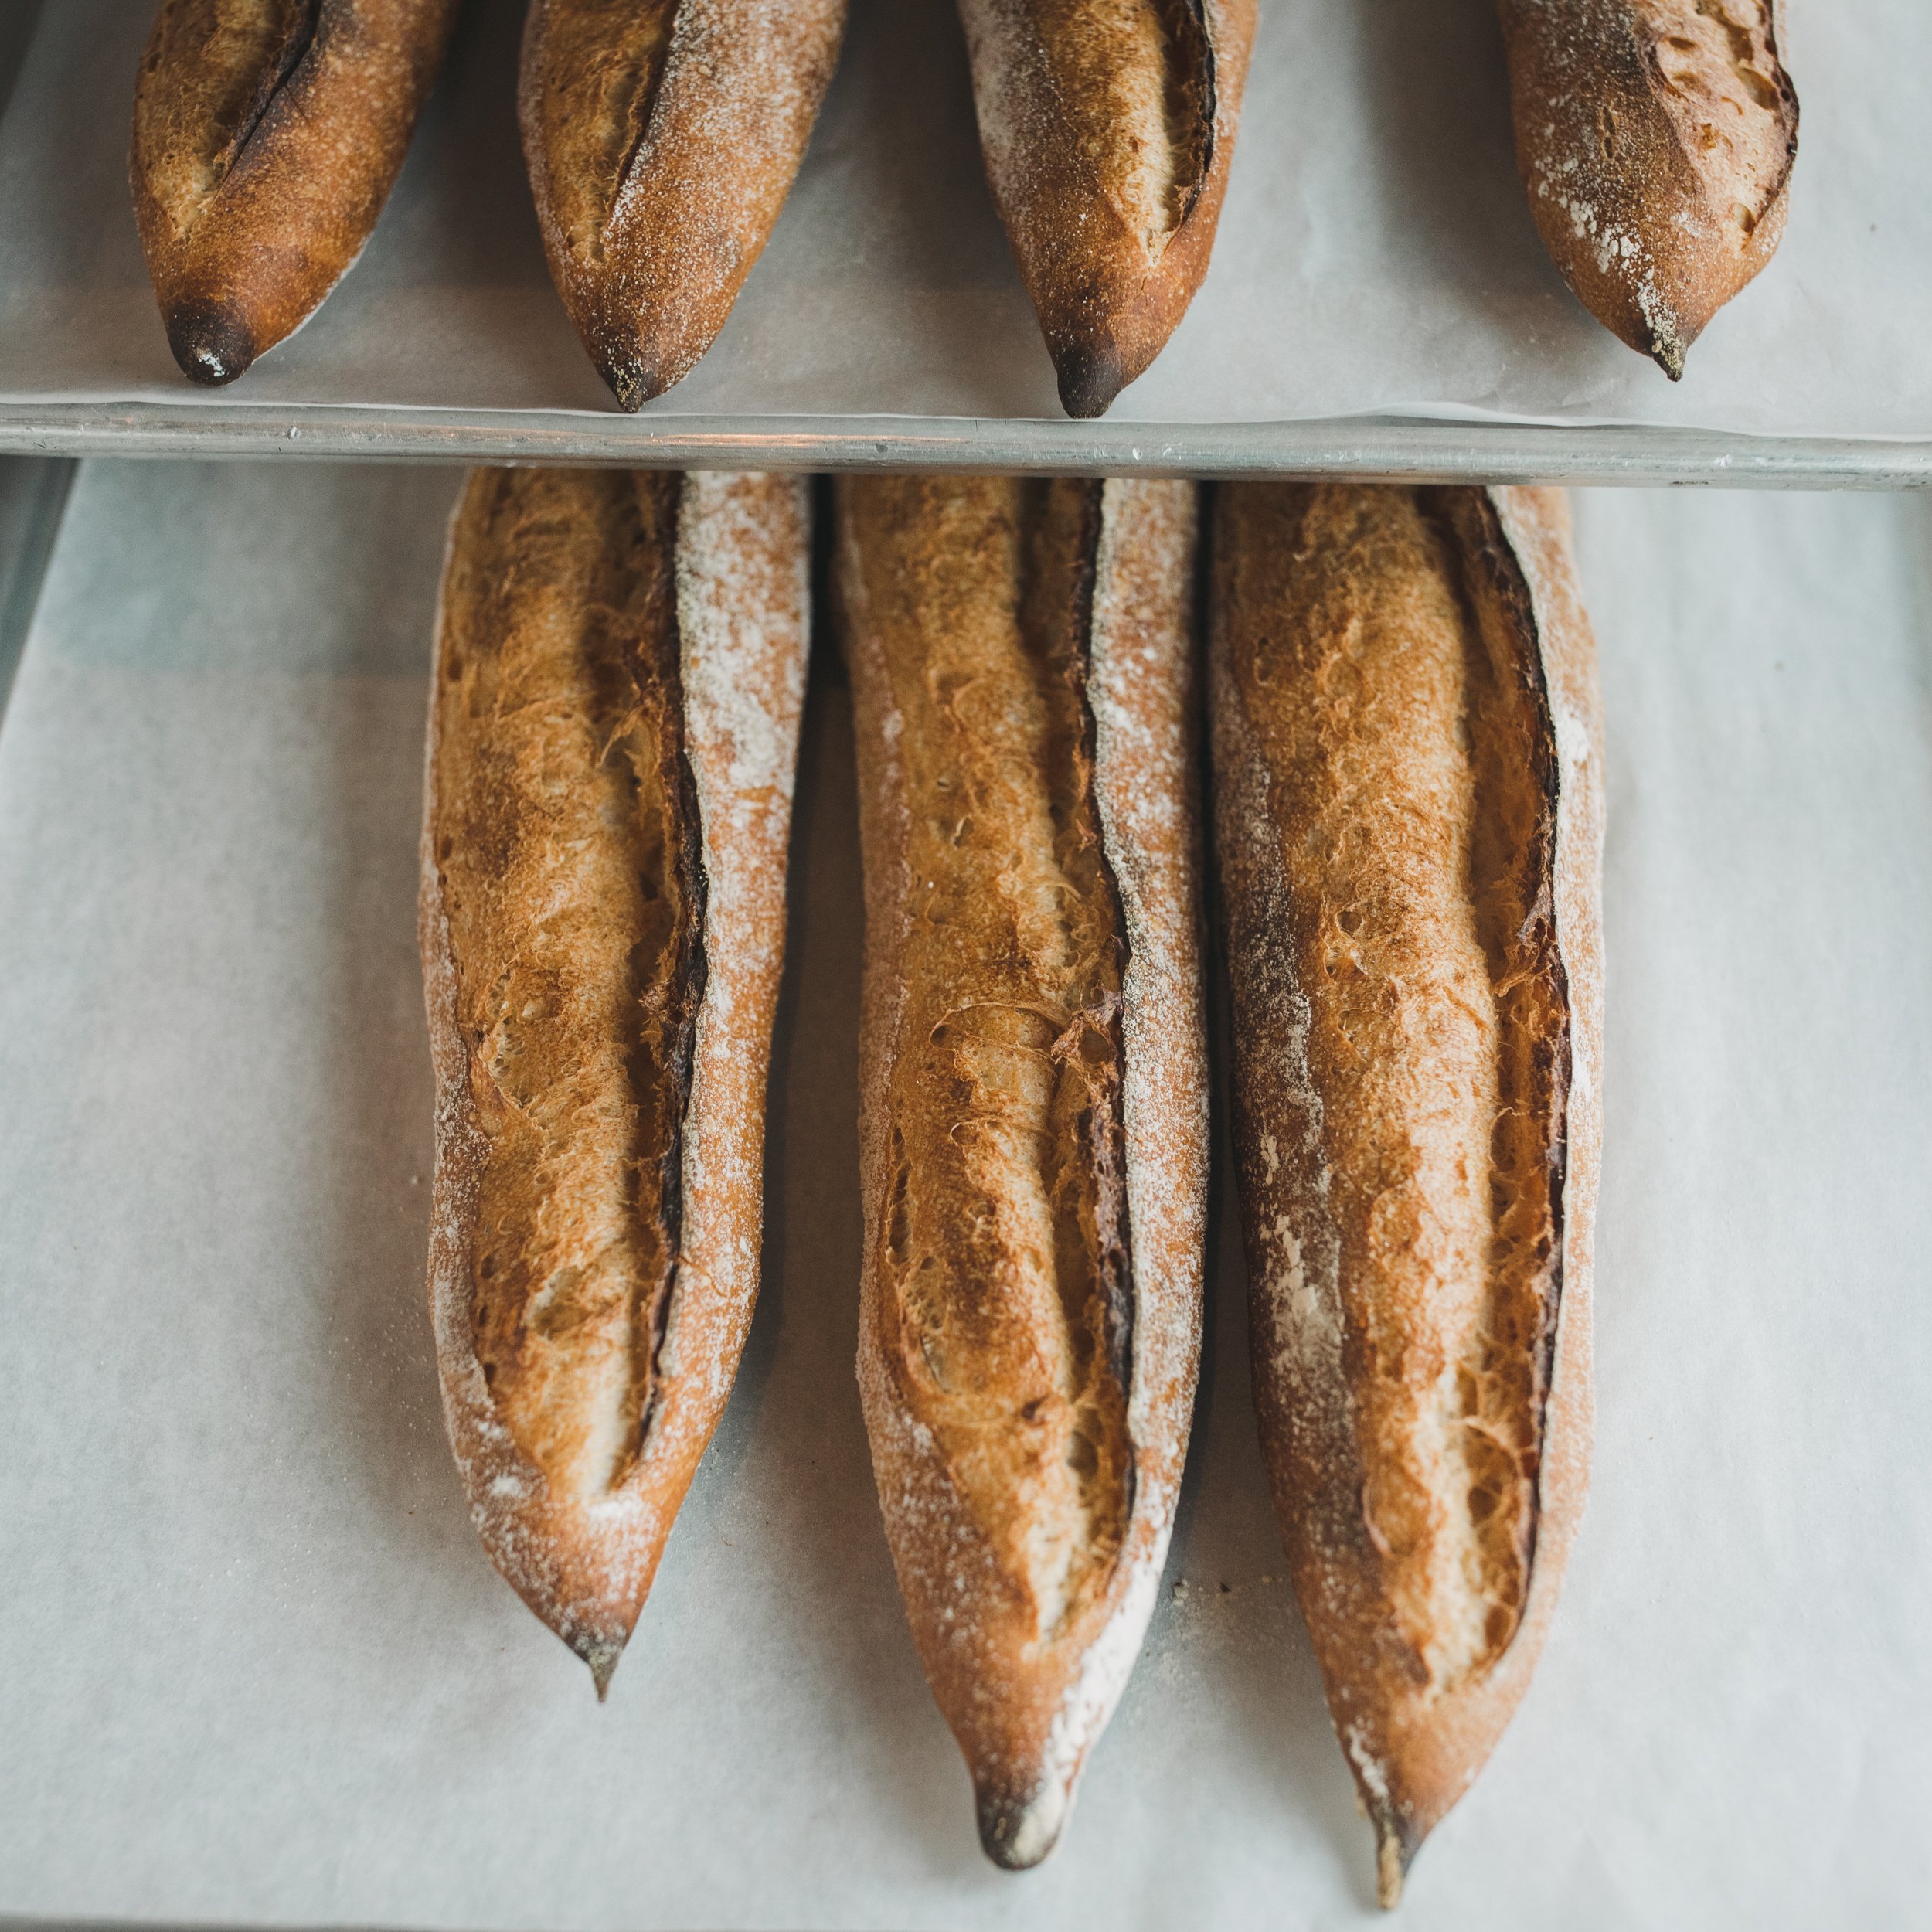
{"left": 3, "top": 405, "right": 1930, "bottom": 486}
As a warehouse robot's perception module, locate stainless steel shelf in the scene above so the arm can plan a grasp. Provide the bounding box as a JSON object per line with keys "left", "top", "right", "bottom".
{"left": 3, "top": 403, "right": 1929, "bottom": 486}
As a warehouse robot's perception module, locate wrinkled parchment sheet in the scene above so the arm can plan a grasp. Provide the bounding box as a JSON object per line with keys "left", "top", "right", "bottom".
{"left": 0, "top": 0, "right": 1924, "bottom": 437}
{"left": 2, "top": 463, "right": 1930, "bottom": 1930}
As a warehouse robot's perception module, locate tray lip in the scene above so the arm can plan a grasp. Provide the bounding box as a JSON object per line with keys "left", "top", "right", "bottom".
{"left": 3, "top": 403, "right": 1930, "bottom": 486}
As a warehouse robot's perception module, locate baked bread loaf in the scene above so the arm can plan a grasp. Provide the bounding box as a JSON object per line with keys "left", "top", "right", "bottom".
{"left": 837, "top": 474, "right": 1209, "bottom": 1867}
{"left": 1498, "top": 0, "right": 1799, "bottom": 378}
{"left": 131, "top": 0, "right": 461, "bottom": 385}
{"left": 520, "top": 0, "right": 848, "bottom": 410}
{"left": 956, "top": 0, "right": 1257, "bottom": 418}
{"left": 1209, "top": 485, "right": 1603, "bottom": 1906}
{"left": 421, "top": 466, "right": 808, "bottom": 1693}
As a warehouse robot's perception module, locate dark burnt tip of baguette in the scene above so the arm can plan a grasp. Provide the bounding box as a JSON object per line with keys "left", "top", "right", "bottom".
{"left": 602, "top": 356, "right": 653, "bottom": 415}
{"left": 164, "top": 302, "right": 256, "bottom": 386}
{"left": 581, "top": 1637, "right": 623, "bottom": 1702}
{"left": 1053, "top": 337, "right": 1129, "bottom": 420}
{"left": 588, "top": 300, "right": 715, "bottom": 413}
{"left": 974, "top": 1774, "right": 1068, "bottom": 1872}
{"left": 1651, "top": 334, "right": 1689, "bottom": 383}
{"left": 597, "top": 339, "right": 689, "bottom": 414}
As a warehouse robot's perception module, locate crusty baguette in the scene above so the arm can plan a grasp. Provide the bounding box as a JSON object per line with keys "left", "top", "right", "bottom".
{"left": 1498, "top": 0, "right": 1799, "bottom": 378}
{"left": 131, "top": 0, "right": 461, "bottom": 384}
{"left": 1209, "top": 485, "right": 1603, "bottom": 1906}
{"left": 957, "top": 0, "right": 1256, "bottom": 419}
{"left": 837, "top": 474, "right": 1209, "bottom": 1868}
{"left": 420, "top": 466, "right": 808, "bottom": 1694}
{"left": 519, "top": 0, "right": 848, "bottom": 411}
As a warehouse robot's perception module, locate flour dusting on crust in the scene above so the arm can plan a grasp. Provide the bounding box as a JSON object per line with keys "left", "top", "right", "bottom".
{"left": 842, "top": 477, "right": 1208, "bottom": 1863}
{"left": 421, "top": 469, "right": 807, "bottom": 1689}
{"left": 1210, "top": 485, "right": 1604, "bottom": 1895}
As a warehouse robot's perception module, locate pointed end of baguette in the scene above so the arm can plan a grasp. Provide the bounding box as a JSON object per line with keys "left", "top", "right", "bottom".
{"left": 1375, "top": 1818, "right": 1410, "bottom": 1909}
{"left": 1052, "top": 339, "right": 1127, "bottom": 420}
{"left": 163, "top": 302, "right": 255, "bottom": 387}
{"left": 468, "top": 1489, "right": 658, "bottom": 1706}
{"left": 603, "top": 361, "right": 654, "bottom": 414}
{"left": 580, "top": 1637, "right": 624, "bottom": 1702}
{"left": 597, "top": 328, "right": 705, "bottom": 415}
{"left": 1632, "top": 297, "right": 1693, "bottom": 381}
{"left": 973, "top": 1772, "right": 1071, "bottom": 1871}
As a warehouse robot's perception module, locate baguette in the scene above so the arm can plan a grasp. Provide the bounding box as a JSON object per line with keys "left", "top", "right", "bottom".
{"left": 420, "top": 466, "right": 808, "bottom": 1693}
{"left": 520, "top": 0, "right": 848, "bottom": 411}
{"left": 837, "top": 474, "right": 1209, "bottom": 1867}
{"left": 956, "top": 0, "right": 1257, "bottom": 419}
{"left": 131, "top": 0, "right": 461, "bottom": 385}
{"left": 1209, "top": 485, "right": 1603, "bottom": 1906}
{"left": 1498, "top": 0, "right": 1799, "bottom": 378}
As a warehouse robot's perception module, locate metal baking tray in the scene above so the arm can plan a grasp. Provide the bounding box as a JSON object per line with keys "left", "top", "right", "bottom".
{"left": 2, "top": 0, "right": 1928, "bottom": 485}
{"left": 5, "top": 404, "right": 1931, "bottom": 487}
{"left": 3, "top": 459, "right": 1930, "bottom": 1932}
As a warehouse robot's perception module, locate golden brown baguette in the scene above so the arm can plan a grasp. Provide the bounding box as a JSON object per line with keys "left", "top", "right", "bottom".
{"left": 519, "top": 0, "right": 848, "bottom": 411}
{"left": 131, "top": 0, "right": 461, "bottom": 384}
{"left": 420, "top": 466, "right": 808, "bottom": 1694}
{"left": 1498, "top": 0, "right": 1798, "bottom": 378}
{"left": 838, "top": 474, "right": 1209, "bottom": 1868}
{"left": 957, "top": 0, "right": 1257, "bottom": 418}
{"left": 1209, "top": 485, "right": 1603, "bottom": 1906}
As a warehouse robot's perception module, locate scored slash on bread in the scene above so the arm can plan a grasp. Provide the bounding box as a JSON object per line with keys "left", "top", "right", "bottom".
{"left": 130, "top": 0, "right": 461, "bottom": 385}
{"left": 519, "top": 0, "right": 849, "bottom": 411}
{"left": 1498, "top": 0, "right": 1799, "bottom": 378}
{"left": 957, "top": 0, "right": 1257, "bottom": 419}
{"left": 838, "top": 475, "right": 1209, "bottom": 1866}
{"left": 1209, "top": 485, "right": 1603, "bottom": 1906}
{"left": 421, "top": 467, "right": 808, "bottom": 1693}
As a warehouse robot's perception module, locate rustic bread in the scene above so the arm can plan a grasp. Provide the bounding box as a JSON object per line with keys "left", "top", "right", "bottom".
{"left": 838, "top": 474, "right": 1209, "bottom": 1866}
{"left": 1209, "top": 484, "right": 1603, "bottom": 1906}
{"left": 957, "top": 0, "right": 1257, "bottom": 418}
{"left": 520, "top": 0, "right": 848, "bottom": 411}
{"left": 1498, "top": 0, "right": 1799, "bottom": 377}
{"left": 130, "top": 0, "right": 460, "bottom": 385}
{"left": 420, "top": 466, "right": 808, "bottom": 1693}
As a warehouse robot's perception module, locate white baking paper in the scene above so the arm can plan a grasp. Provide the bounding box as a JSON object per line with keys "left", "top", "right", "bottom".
{"left": 2, "top": 464, "right": 1931, "bottom": 1930}
{"left": 0, "top": 0, "right": 1927, "bottom": 437}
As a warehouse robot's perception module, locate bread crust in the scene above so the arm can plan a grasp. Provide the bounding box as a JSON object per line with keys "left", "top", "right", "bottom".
{"left": 130, "top": 0, "right": 461, "bottom": 384}
{"left": 421, "top": 467, "right": 808, "bottom": 1693}
{"left": 957, "top": 0, "right": 1257, "bottom": 418}
{"left": 1498, "top": 0, "right": 1799, "bottom": 377}
{"left": 1209, "top": 485, "right": 1602, "bottom": 1906}
{"left": 519, "top": 0, "right": 849, "bottom": 411}
{"left": 838, "top": 475, "right": 1208, "bottom": 1867}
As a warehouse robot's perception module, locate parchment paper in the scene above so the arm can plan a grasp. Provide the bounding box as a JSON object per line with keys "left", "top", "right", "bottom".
{"left": 0, "top": 0, "right": 1927, "bottom": 436}
{"left": 2, "top": 463, "right": 1930, "bottom": 1930}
